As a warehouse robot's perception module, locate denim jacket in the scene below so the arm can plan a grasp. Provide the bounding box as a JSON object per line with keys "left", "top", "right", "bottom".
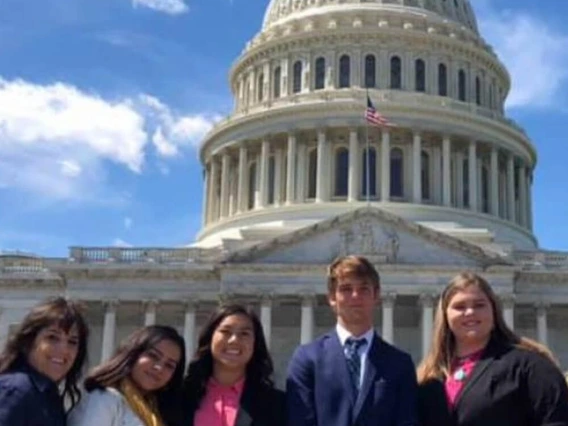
{"left": 0, "top": 362, "right": 66, "bottom": 426}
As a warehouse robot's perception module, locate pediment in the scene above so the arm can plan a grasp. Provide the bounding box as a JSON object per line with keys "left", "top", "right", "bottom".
{"left": 222, "top": 207, "right": 509, "bottom": 268}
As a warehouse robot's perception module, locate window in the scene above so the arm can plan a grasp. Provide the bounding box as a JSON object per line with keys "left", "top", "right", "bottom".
{"left": 481, "top": 164, "right": 489, "bottom": 213}
{"left": 334, "top": 148, "right": 349, "bottom": 197}
{"left": 257, "top": 73, "right": 264, "bottom": 102}
{"left": 458, "top": 69, "right": 466, "bottom": 101}
{"left": 488, "top": 83, "right": 493, "bottom": 109}
{"left": 268, "top": 156, "right": 275, "bottom": 205}
{"left": 361, "top": 147, "right": 377, "bottom": 197}
{"left": 421, "top": 151, "right": 430, "bottom": 200}
{"left": 365, "top": 55, "right": 376, "bottom": 88}
{"left": 307, "top": 149, "right": 317, "bottom": 199}
{"left": 339, "top": 55, "right": 350, "bottom": 88}
{"left": 390, "top": 56, "right": 402, "bottom": 89}
{"left": 293, "top": 60, "right": 302, "bottom": 93}
{"left": 438, "top": 63, "right": 447, "bottom": 96}
{"left": 315, "top": 57, "right": 325, "bottom": 90}
{"left": 390, "top": 148, "right": 404, "bottom": 197}
{"left": 247, "top": 162, "right": 257, "bottom": 210}
{"left": 463, "top": 157, "right": 470, "bottom": 207}
{"left": 475, "top": 76, "right": 481, "bottom": 105}
{"left": 415, "top": 59, "right": 426, "bottom": 92}
{"left": 273, "top": 66, "right": 281, "bottom": 98}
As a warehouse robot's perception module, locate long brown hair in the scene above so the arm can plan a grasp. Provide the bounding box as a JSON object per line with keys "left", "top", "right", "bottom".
{"left": 84, "top": 325, "right": 186, "bottom": 426}
{"left": 417, "top": 271, "right": 556, "bottom": 383}
{"left": 0, "top": 297, "right": 89, "bottom": 409}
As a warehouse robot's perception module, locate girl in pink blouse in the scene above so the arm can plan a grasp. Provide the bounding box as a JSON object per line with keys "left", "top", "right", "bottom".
{"left": 183, "top": 304, "right": 285, "bottom": 426}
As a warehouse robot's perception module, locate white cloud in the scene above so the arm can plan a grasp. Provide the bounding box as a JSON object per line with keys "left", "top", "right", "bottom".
{"left": 0, "top": 78, "right": 218, "bottom": 201}
{"left": 112, "top": 238, "right": 132, "bottom": 247}
{"left": 476, "top": 9, "right": 568, "bottom": 109}
{"left": 124, "top": 217, "right": 133, "bottom": 230}
{"left": 132, "top": 0, "right": 189, "bottom": 15}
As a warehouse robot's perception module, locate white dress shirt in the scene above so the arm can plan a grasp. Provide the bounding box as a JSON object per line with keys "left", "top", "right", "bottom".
{"left": 68, "top": 388, "right": 145, "bottom": 426}
{"left": 335, "top": 323, "right": 376, "bottom": 388}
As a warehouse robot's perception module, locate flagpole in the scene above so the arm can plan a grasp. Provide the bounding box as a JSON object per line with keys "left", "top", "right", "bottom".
{"left": 365, "top": 88, "right": 371, "bottom": 208}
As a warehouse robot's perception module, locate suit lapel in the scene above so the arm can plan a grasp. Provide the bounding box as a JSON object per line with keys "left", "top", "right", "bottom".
{"left": 235, "top": 384, "right": 254, "bottom": 426}
{"left": 353, "top": 333, "right": 381, "bottom": 421}
{"left": 325, "top": 331, "right": 357, "bottom": 405}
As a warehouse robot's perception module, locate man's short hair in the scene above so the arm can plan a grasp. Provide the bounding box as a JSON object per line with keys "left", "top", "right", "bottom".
{"left": 327, "top": 255, "right": 380, "bottom": 294}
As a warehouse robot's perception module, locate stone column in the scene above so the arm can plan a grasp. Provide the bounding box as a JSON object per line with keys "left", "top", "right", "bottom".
{"left": 536, "top": 303, "right": 549, "bottom": 346}
{"left": 518, "top": 164, "right": 527, "bottom": 227}
{"left": 420, "top": 294, "right": 435, "bottom": 358}
{"left": 490, "top": 147, "right": 499, "bottom": 216}
{"left": 468, "top": 141, "right": 478, "bottom": 211}
{"left": 507, "top": 154, "right": 516, "bottom": 222}
{"left": 502, "top": 296, "right": 515, "bottom": 330}
{"left": 296, "top": 144, "right": 307, "bottom": 202}
{"left": 260, "top": 295, "right": 273, "bottom": 349}
{"left": 300, "top": 295, "right": 315, "bottom": 344}
{"left": 286, "top": 133, "right": 297, "bottom": 205}
{"left": 0, "top": 308, "right": 8, "bottom": 350}
{"left": 274, "top": 149, "right": 283, "bottom": 206}
{"left": 442, "top": 135, "right": 452, "bottom": 207}
{"left": 455, "top": 150, "right": 464, "bottom": 208}
{"left": 237, "top": 144, "right": 248, "bottom": 213}
{"left": 527, "top": 172, "right": 533, "bottom": 230}
{"left": 348, "top": 128, "right": 359, "bottom": 202}
{"left": 381, "top": 293, "right": 396, "bottom": 344}
{"left": 101, "top": 300, "right": 118, "bottom": 362}
{"left": 201, "top": 166, "right": 210, "bottom": 225}
{"left": 184, "top": 301, "right": 196, "bottom": 359}
{"left": 220, "top": 152, "right": 231, "bottom": 218}
{"left": 316, "top": 130, "right": 327, "bottom": 203}
{"left": 143, "top": 300, "right": 157, "bottom": 326}
{"left": 412, "top": 132, "right": 422, "bottom": 203}
{"left": 380, "top": 130, "right": 391, "bottom": 202}
{"left": 207, "top": 159, "right": 220, "bottom": 223}
{"left": 258, "top": 139, "right": 270, "bottom": 208}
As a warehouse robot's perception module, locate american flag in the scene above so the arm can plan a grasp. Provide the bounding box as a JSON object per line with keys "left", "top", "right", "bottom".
{"left": 365, "top": 95, "right": 391, "bottom": 127}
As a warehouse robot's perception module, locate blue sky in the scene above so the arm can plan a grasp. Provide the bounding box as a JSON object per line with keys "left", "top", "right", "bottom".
{"left": 0, "top": 0, "right": 567, "bottom": 256}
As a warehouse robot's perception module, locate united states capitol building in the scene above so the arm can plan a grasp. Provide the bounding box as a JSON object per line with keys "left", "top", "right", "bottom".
{"left": 2, "top": 0, "right": 568, "bottom": 382}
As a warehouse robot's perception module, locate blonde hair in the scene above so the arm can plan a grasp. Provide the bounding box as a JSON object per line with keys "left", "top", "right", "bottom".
{"left": 417, "top": 271, "right": 557, "bottom": 383}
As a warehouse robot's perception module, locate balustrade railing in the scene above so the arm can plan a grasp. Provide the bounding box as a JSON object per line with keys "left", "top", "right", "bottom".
{"left": 68, "top": 246, "right": 223, "bottom": 264}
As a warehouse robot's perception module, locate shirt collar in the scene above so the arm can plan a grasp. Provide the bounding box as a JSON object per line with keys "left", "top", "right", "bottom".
{"left": 17, "top": 359, "right": 57, "bottom": 393}
{"left": 335, "top": 323, "right": 375, "bottom": 347}
{"left": 208, "top": 377, "right": 245, "bottom": 394}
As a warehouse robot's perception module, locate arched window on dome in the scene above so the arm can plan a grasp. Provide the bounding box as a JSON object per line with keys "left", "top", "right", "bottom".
{"left": 390, "top": 56, "right": 402, "bottom": 90}
{"left": 258, "top": 73, "right": 264, "bottom": 102}
{"left": 307, "top": 148, "right": 317, "bottom": 199}
{"left": 390, "top": 147, "right": 404, "bottom": 198}
{"left": 475, "top": 76, "right": 481, "bottom": 105}
{"left": 438, "top": 63, "right": 448, "bottom": 96}
{"left": 415, "top": 59, "right": 426, "bottom": 92}
{"left": 458, "top": 69, "right": 466, "bottom": 101}
{"left": 315, "top": 57, "right": 326, "bottom": 90}
{"left": 365, "top": 54, "right": 376, "bottom": 88}
{"left": 421, "top": 151, "right": 430, "bottom": 201}
{"left": 339, "top": 55, "right": 351, "bottom": 88}
{"left": 247, "top": 162, "right": 257, "bottom": 210}
{"left": 334, "top": 148, "right": 349, "bottom": 197}
{"left": 361, "top": 147, "right": 377, "bottom": 198}
{"left": 481, "top": 163, "right": 490, "bottom": 213}
{"left": 273, "top": 66, "right": 281, "bottom": 99}
{"left": 268, "top": 156, "right": 275, "bottom": 205}
{"left": 293, "top": 60, "right": 302, "bottom": 94}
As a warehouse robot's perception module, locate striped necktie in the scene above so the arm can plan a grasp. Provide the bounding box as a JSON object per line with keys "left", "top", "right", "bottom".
{"left": 345, "top": 337, "right": 367, "bottom": 396}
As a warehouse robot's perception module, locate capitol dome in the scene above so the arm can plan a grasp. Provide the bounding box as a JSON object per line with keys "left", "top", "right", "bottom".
{"left": 196, "top": 0, "right": 536, "bottom": 252}
{"left": 263, "top": 0, "right": 479, "bottom": 34}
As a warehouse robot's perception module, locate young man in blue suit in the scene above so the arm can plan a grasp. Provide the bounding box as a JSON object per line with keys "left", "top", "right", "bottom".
{"left": 286, "top": 255, "right": 418, "bottom": 426}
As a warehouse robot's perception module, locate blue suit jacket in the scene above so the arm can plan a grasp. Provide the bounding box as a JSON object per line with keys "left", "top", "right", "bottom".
{"left": 286, "top": 330, "right": 418, "bottom": 426}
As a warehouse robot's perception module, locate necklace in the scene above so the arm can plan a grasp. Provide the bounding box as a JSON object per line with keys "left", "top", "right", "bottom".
{"left": 452, "top": 367, "right": 467, "bottom": 381}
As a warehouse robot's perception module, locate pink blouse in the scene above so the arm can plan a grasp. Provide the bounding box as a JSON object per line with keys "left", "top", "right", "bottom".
{"left": 194, "top": 378, "right": 245, "bottom": 426}
{"left": 445, "top": 350, "right": 484, "bottom": 408}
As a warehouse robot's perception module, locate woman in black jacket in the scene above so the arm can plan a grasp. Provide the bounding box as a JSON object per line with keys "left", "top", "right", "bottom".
{"left": 183, "top": 303, "right": 286, "bottom": 426}
{"left": 417, "top": 272, "right": 568, "bottom": 426}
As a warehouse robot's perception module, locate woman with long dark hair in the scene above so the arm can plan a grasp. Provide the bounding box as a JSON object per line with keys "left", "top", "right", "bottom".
{"left": 69, "top": 325, "right": 186, "bottom": 426}
{"left": 417, "top": 272, "right": 568, "bottom": 426}
{"left": 0, "top": 297, "right": 89, "bottom": 425}
{"left": 184, "top": 303, "right": 285, "bottom": 426}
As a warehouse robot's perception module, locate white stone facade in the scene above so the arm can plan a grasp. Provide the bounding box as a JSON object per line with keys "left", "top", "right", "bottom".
{"left": 1, "top": 0, "right": 568, "bottom": 383}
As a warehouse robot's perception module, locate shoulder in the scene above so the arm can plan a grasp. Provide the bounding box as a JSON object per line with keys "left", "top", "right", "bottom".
{"left": 505, "top": 346, "right": 563, "bottom": 374}
{"left": 0, "top": 371, "right": 36, "bottom": 394}
{"left": 75, "top": 388, "right": 125, "bottom": 412}
{"left": 375, "top": 337, "right": 414, "bottom": 365}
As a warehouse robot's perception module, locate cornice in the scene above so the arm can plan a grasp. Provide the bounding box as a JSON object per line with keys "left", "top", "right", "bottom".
{"left": 59, "top": 267, "right": 219, "bottom": 281}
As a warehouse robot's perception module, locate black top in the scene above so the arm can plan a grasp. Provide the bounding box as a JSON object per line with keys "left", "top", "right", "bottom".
{"left": 0, "top": 361, "right": 66, "bottom": 426}
{"left": 417, "top": 340, "right": 568, "bottom": 426}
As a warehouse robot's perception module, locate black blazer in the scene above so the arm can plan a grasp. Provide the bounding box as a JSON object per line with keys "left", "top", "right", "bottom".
{"left": 417, "top": 340, "right": 568, "bottom": 426}
{"left": 188, "top": 381, "right": 286, "bottom": 426}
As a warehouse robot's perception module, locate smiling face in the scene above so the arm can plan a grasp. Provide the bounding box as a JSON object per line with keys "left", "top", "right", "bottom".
{"left": 210, "top": 314, "right": 255, "bottom": 374}
{"left": 446, "top": 285, "right": 494, "bottom": 349}
{"left": 130, "top": 338, "right": 181, "bottom": 393}
{"left": 27, "top": 324, "right": 80, "bottom": 383}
